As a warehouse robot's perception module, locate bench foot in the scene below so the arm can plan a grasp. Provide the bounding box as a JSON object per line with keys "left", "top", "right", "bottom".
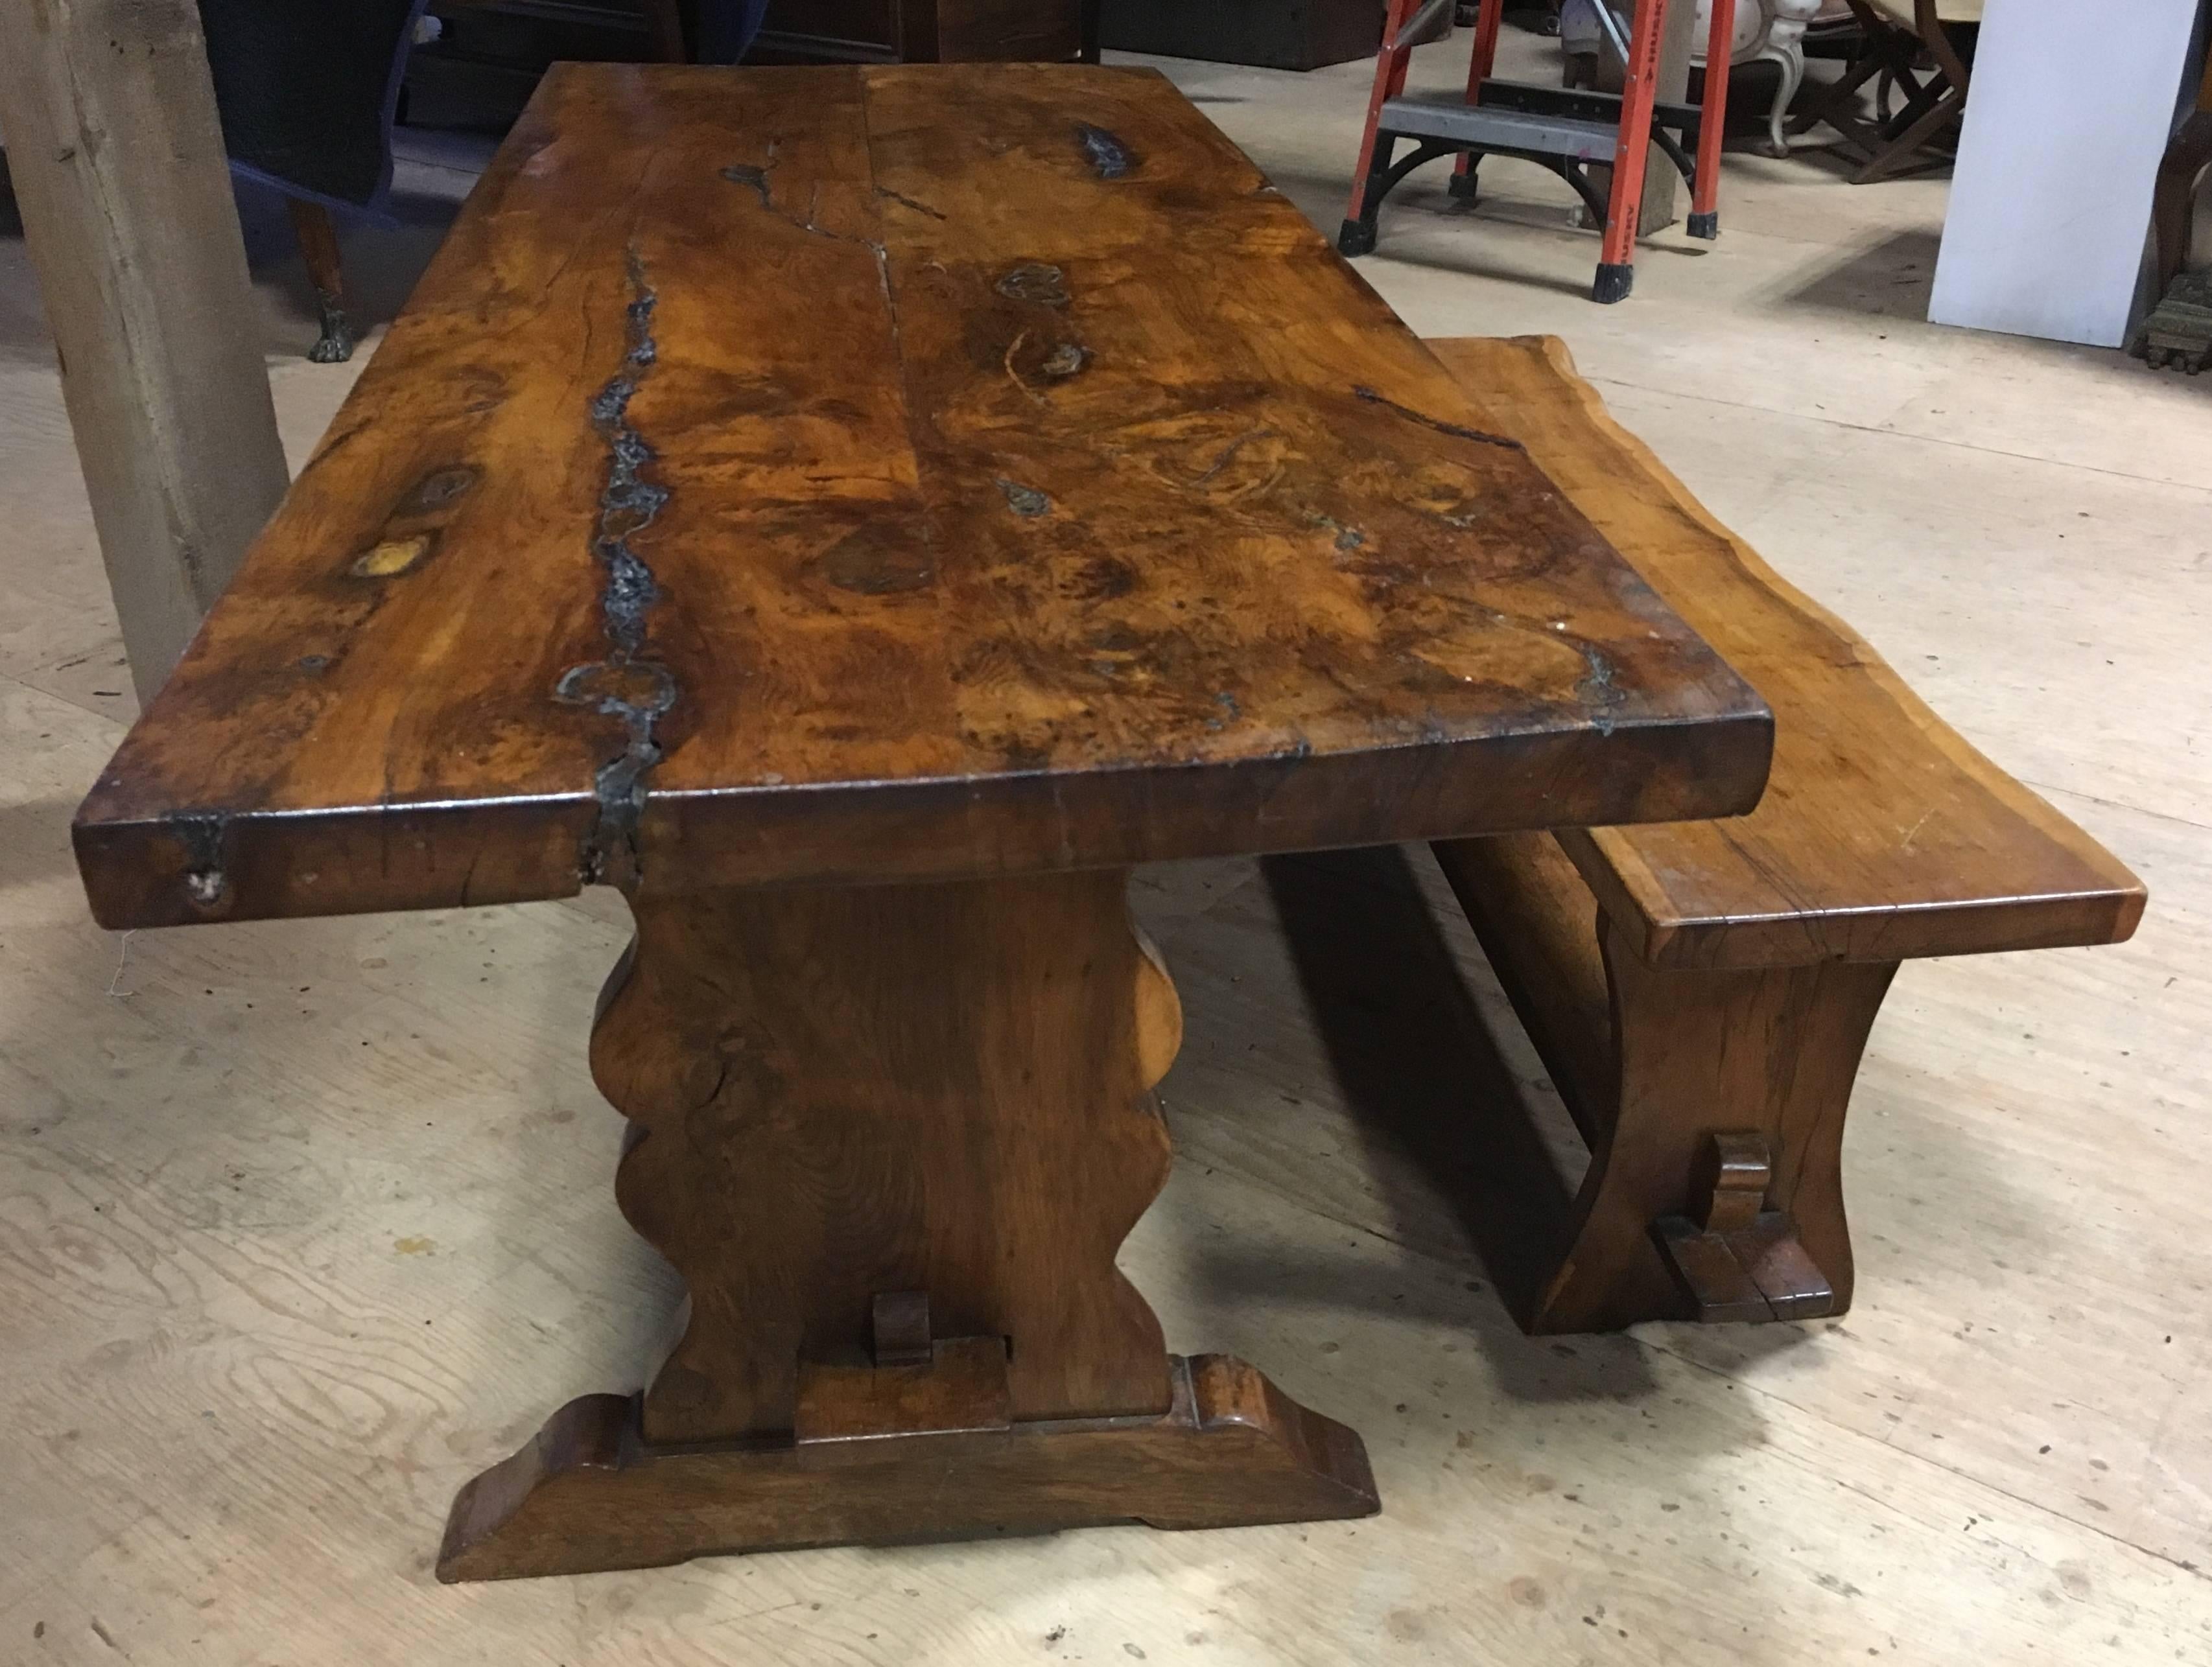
{"left": 1524, "top": 920, "right": 1895, "bottom": 1333}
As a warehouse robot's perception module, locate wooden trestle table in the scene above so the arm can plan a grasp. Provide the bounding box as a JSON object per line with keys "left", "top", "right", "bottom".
{"left": 72, "top": 64, "right": 1774, "bottom": 1580}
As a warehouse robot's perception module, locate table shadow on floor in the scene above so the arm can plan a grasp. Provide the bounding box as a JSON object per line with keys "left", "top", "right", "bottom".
{"left": 1184, "top": 844, "right": 1667, "bottom": 1404}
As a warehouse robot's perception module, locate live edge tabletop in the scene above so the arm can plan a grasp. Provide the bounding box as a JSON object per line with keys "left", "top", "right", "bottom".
{"left": 73, "top": 64, "right": 1772, "bottom": 1580}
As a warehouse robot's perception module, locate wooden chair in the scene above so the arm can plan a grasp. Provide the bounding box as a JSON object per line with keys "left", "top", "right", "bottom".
{"left": 1418, "top": 334, "right": 2144, "bottom": 1334}
{"left": 1791, "top": 0, "right": 1979, "bottom": 182}
{"left": 211, "top": 0, "right": 710, "bottom": 362}
{"left": 197, "top": 0, "right": 430, "bottom": 362}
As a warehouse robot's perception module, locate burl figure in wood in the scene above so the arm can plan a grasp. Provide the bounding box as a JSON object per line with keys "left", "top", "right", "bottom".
{"left": 75, "top": 67, "right": 1777, "bottom": 1580}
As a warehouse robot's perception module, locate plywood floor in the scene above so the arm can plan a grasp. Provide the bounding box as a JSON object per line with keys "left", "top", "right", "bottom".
{"left": 4, "top": 40, "right": 2210, "bottom": 1667}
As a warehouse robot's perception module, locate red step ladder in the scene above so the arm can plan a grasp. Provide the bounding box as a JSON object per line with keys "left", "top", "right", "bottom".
{"left": 1341, "top": 0, "right": 1737, "bottom": 303}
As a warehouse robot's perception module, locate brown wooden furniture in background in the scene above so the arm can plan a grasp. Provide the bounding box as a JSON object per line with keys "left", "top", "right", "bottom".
{"left": 2150, "top": 51, "right": 2212, "bottom": 297}
{"left": 753, "top": 0, "right": 1098, "bottom": 63}
{"left": 73, "top": 63, "right": 1776, "bottom": 1579}
{"left": 1421, "top": 334, "right": 2145, "bottom": 1335}
{"left": 1098, "top": 0, "right": 1383, "bottom": 72}
{"left": 1792, "top": 0, "right": 1978, "bottom": 182}
{"left": 410, "top": 0, "right": 1098, "bottom": 128}
{"left": 409, "top": 0, "right": 690, "bottom": 129}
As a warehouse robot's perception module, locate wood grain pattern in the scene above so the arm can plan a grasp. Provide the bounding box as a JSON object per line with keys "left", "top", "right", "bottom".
{"left": 73, "top": 65, "right": 1771, "bottom": 931}
{"left": 0, "top": 0, "right": 291, "bottom": 699}
{"left": 1427, "top": 334, "right": 2144, "bottom": 971}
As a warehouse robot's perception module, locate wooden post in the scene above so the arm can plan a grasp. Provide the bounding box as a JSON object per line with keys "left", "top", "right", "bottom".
{"left": 1583, "top": 0, "right": 1696, "bottom": 237}
{"left": 0, "top": 0, "right": 290, "bottom": 702}
{"left": 1640, "top": 0, "right": 1699, "bottom": 230}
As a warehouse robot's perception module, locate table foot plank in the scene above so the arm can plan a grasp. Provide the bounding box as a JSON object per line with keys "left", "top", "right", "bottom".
{"left": 437, "top": 1355, "right": 1377, "bottom": 1581}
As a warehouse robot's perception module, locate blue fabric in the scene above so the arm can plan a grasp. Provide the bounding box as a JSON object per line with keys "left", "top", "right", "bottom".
{"left": 698, "top": 0, "right": 771, "bottom": 63}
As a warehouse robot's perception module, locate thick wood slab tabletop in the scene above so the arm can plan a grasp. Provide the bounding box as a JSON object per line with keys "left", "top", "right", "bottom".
{"left": 1428, "top": 336, "right": 2143, "bottom": 969}
{"left": 74, "top": 64, "right": 1771, "bottom": 929}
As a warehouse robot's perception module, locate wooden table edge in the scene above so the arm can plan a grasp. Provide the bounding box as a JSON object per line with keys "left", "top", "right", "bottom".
{"left": 73, "top": 705, "right": 1774, "bottom": 930}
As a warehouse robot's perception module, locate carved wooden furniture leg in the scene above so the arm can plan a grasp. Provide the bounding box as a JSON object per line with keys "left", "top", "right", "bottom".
{"left": 638, "top": 0, "right": 688, "bottom": 63}
{"left": 285, "top": 199, "right": 353, "bottom": 364}
{"left": 438, "top": 869, "right": 1378, "bottom": 1581}
{"left": 1528, "top": 916, "right": 1896, "bottom": 1334}
{"left": 1435, "top": 830, "right": 1897, "bottom": 1334}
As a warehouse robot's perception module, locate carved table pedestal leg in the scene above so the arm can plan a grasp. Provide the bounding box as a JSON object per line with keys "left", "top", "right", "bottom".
{"left": 438, "top": 868, "right": 1376, "bottom": 1581}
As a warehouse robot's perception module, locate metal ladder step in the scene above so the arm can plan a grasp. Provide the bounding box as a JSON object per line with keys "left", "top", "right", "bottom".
{"left": 1376, "top": 94, "right": 1621, "bottom": 163}
{"left": 1473, "top": 78, "right": 1703, "bottom": 135}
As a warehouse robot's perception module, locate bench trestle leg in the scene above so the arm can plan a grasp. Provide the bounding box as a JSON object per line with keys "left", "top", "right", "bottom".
{"left": 1525, "top": 919, "right": 1896, "bottom": 1333}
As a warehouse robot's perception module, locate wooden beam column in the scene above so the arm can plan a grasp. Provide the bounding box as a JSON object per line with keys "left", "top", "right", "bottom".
{"left": 0, "top": 0, "right": 289, "bottom": 701}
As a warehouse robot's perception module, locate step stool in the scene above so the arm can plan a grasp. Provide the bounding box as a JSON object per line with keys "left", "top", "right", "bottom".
{"left": 1340, "top": 0, "right": 1738, "bottom": 302}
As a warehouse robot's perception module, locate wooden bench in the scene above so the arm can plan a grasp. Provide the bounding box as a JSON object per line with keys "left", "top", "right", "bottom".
{"left": 1422, "top": 336, "right": 2146, "bottom": 1334}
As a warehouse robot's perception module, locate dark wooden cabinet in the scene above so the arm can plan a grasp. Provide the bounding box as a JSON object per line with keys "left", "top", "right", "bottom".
{"left": 1101, "top": 0, "right": 1383, "bottom": 71}
{"left": 409, "top": 1, "right": 675, "bottom": 124}
{"left": 408, "top": 0, "right": 1092, "bottom": 125}
{"left": 751, "top": 0, "right": 1090, "bottom": 64}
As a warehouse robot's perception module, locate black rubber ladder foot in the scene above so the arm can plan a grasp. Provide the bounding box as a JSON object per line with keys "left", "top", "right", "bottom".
{"left": 1687, "top": 209, "right": 1719, "bottom": 240}
{"left": 1338, "top": 218, "right": 1378, "bottom": 256}
{"left": 1446, "top": 171, "right": 1480, "bottom": 202}
{"left": 1591, "top": 261, "right": 1634, "bottom": 303}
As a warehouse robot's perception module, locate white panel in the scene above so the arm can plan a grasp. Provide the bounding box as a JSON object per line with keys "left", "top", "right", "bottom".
{"left": 1929, "top": 0, "right": 2199, "bottom": 347}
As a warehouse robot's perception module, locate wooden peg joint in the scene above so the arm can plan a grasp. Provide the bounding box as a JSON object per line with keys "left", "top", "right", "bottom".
{"left": 871, "top": 1290, "right": 933, "bottom": 1367}
{"left": 1695, "top": 1130, "right": 1771, "bottom": 1232}
{"left": 780, "top": 1290, "right": 1018, "bottom": 1443}
{"left": 1651, "top": 1133, "right": 1838, "bottom": 1324}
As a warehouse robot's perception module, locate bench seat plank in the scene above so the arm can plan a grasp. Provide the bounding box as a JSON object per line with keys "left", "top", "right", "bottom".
{"left": 1428, "top": 336, "right": 2145, "bottom": 971}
